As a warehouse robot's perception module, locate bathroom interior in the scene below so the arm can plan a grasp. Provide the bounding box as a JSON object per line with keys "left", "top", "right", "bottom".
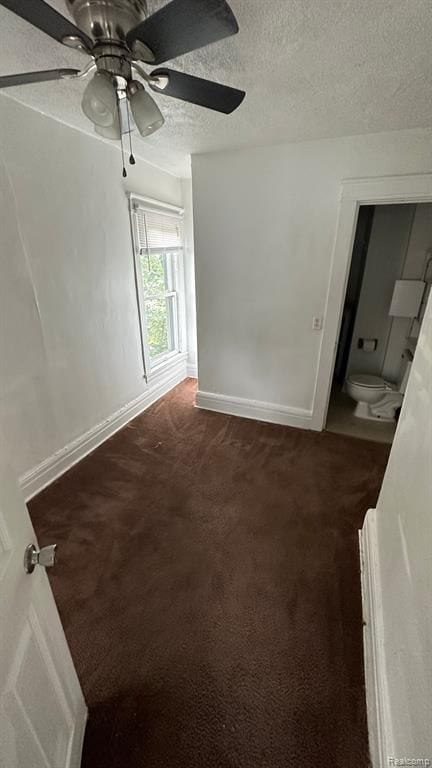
{"left": 326, "top": 202, "right": 432, "bottom": 443}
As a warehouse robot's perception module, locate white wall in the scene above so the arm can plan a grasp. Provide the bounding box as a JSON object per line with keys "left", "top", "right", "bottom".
{"left": 347, "top": 203, "right": 432, "bottom": 383}
{"left": 346, "top": 204, "right": 414, "bottom": 380}
{"left": 0, "top": 96, "right": 186, "bottom": 481}
{"left": 383, "top": 203, "right": 432, "bottom": 379}
{"left": 181, "top": 178, "right": 198, "bottom": 377}
{"left": 192, "top": 128, "right": 432, "bottom": 423}
{"left": 369, "top": 290, "right": 432, "bottom": 758}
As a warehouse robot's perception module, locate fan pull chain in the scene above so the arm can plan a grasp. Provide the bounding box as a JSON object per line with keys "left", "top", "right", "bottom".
{"left": 126, "top": 99, "right": 136, "bottom": 166}
{"left": 120, "top": 130, "right": 127, "bottom": 178}
{"left": 117, "top": 91, "right": 127, "bottom": 178}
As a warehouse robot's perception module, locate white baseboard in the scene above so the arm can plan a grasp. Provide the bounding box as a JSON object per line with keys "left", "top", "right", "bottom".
{"left": 359, "top": 509, "right": 390, "bottom": 768}
{"left": 20, "top": 360, "right": 187, "bottom": 501}
{"left": 68, "top": 699, "right": 88, "bottom": 768}
{"left": 196, "top": 390, "right": 313, "bottom": 429}
{"left": 186, "top": 363, "right": 198, "bottom": 379}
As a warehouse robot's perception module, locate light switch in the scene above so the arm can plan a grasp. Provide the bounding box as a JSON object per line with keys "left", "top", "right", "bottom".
{"left": 312, "top": 316, "right": 323, "bottom": 331}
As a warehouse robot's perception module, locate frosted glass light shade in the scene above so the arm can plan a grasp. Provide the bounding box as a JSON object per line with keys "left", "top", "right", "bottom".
{"left": 82, "top": 72, "right": 117, "bottom": 128}
{"left": 128, "top": 81, "right": 164, "bottom": 137}
{"left": 94, "top": 111, "right": 121, "bottom": 140}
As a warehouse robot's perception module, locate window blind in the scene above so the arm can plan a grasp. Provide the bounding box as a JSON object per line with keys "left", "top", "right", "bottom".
{"left": 135, "top": 207, "right": 183, "bottom": 253}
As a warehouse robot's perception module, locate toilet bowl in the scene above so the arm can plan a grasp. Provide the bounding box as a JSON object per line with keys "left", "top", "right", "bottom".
{"left": 346, "top": 354, "right": 412, "bottom": 422}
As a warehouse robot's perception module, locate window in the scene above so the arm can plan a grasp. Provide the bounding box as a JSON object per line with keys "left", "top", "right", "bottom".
{"left": 130, "top": 196, "right": 185, "bottom": 377}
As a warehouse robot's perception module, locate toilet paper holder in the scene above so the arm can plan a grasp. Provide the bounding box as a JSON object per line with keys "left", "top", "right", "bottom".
{"left": 358, "top": 338, "right": 378, "bottom": 352}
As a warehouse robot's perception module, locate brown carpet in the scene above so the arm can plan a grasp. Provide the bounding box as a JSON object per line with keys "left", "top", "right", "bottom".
{"left": 29, "top": 379, "right": 389, "bottom": 768}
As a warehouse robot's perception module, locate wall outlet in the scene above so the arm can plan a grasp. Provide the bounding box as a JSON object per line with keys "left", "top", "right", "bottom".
{"left": 312, "top": 316, "right": 323, "bottom": 331}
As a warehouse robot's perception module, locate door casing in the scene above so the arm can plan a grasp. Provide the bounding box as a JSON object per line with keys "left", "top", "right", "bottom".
{"left": 312, "top": 173, "right": 432, "bottom": 431}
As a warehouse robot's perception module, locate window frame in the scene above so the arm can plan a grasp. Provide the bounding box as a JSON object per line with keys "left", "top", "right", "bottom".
{"left": 128, "top": 194, "right": 186, "bottom": 381}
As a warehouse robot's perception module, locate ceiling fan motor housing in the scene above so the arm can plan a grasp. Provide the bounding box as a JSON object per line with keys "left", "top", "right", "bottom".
{"left": 66, "top": 0, "right": 148, "bottom": 45}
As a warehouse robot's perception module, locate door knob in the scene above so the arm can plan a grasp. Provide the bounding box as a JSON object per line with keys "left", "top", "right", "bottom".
{"left": 24, "top": 544, "right": 57, "bottom": 574}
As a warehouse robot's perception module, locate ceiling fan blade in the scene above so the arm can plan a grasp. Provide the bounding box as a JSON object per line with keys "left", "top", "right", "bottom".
{"left": 150, "top": 68, "right": 245, "bottom": 114}
{"left": 0, "top": 69, "right": 79, "bottom": 89}
{"left": 127, "top": 0, "right": 239, "bottom": 65}
{"left": 0, "top": 0, "right": 93, "bottom": 49}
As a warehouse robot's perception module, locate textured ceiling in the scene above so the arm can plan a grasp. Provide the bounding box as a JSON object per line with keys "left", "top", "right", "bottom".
{"left": 0, "top": 0, "right": 431, "bottom": 177}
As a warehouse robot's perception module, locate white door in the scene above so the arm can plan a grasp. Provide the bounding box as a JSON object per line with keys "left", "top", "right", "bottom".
{"left": 0, "top": 461, "right": 87, "bottom": 768}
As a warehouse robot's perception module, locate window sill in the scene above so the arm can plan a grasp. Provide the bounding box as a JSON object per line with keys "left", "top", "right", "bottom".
{"left": 146, "top": 351, "right": 188, "bottom": 383}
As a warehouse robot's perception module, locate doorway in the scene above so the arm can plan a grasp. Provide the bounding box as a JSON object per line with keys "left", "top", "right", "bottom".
{"left": 312, "top": 174, "right": 432, "bottom": 434}
{"left": 325, "top": 202, "right": 432, "bottom": 442}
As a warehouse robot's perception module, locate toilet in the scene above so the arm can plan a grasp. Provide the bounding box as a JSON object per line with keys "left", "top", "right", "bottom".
{"left": 346, "top": 352, "right": 413, "bottom": 422}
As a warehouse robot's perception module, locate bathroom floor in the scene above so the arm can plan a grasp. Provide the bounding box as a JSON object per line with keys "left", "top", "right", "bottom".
{"left": 326, "top": 386, "right": 396, "bottom": 444}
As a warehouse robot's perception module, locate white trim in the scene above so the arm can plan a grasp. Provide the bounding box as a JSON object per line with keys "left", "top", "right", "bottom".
{"left": 312, "top": 173, "right": 432, "bottom": 431}
{"left": 186, "top": 363, "right": 198, "bottom": 379}
{"left": 149, "top": 351, "right": 187, "bottom": 379}
{"left": 67, "top": 699, "right": 88, "bottom": 768}
{"left": 359, "top": 509, "right": 391, "bottom": 768}
{"left": 196, "top": 390, "right": 312, "bottom": 429}
{"left": 128, "top": 197, "right": 149, "bottom": 379}
{"left": 128, "top": 196, "right": 186, "bottom": 381}
{"left": 339, "top": 173, "right": 432, "bottom": 204}
{"left": 19, "top": 359, "right": 187, "bottom": 501}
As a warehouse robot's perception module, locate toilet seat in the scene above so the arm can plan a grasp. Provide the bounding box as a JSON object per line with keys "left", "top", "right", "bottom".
{"left": 345, "top": 367, "right": 409, "bottom": 423}
{"left": 347, "top": 373, "right": 386, "bottom": 389}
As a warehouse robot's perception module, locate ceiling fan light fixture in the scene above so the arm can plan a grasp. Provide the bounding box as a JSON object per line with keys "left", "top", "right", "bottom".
{"left": 94, "top": 120, "right": 121, "bottom": 140}
{"left": 128, "top": 80, "right": 164, "bottom": 137}
{"left": 81, "top": 72, "right": 118, "bottom": 128}
{"left": 0, "top": 0, "right": 245, "bottom": 176}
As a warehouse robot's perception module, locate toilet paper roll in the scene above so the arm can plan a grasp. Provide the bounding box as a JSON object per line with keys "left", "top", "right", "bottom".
{"left": 362, "top": 339, "right": 377, "bottom": 353}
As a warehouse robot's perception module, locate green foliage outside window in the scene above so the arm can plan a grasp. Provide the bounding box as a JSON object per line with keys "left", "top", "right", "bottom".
{"left": 141, "top": 252, "right": 171, "bottom": 359}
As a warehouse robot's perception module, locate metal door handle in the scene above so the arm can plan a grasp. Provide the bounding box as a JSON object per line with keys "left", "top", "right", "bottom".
{"left": 24, "top": 544, "right": 57, "bottom": 574}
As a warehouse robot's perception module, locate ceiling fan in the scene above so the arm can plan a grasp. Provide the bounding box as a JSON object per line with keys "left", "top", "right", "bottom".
{"left": 0, "top": 0, "right": 245, "bottom": 172}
